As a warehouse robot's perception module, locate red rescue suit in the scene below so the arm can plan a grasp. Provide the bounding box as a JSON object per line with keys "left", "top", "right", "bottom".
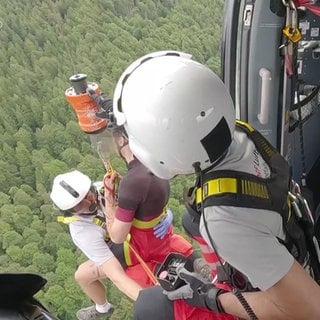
{"left": 124, "top": 214, "right": 194, "bottom": 286}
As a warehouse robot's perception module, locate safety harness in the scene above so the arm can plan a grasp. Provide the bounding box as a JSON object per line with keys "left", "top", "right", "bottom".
{"left": 193, "top": 120, "right": 320, "bottom": 286}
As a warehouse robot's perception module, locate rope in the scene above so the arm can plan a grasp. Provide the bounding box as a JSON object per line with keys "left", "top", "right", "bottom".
{"left": 128, "top": 243, "right": 159, "bottom": 285}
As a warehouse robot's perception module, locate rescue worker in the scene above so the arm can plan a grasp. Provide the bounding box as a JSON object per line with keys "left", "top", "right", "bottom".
{"left": 108, "top": 50, "right": 320, "bottom": 319}
{"left": 101, "top": 124, "right": 197, "bottom": 272}
{"left": 50, "top": 170, "right": 173, "bottom": 320}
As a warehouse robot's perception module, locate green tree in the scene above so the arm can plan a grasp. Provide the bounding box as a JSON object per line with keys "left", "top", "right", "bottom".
{"left": 32, "top": 252, "right": 56, "bottom": 273}
{"left": 0, "top": 192, "right": 11, "bottom": 206}
{"left": 11, "top": 207, "right": 33, "bottom": 233}
{"left": 6, "top": 245, "right": 23, "bottom": 264}
{"left": 13, "top": 125, "right": 34, "bottom": 151}
{"left": 21, "top": 242, "right": 40, "bottom": 266}
{"left": 61, "top": 147, "right": 83, "bottom": 167}
{"left": 2, "top": 231, "right": 24, "bottom": 250}
{"left": 0, "top": 160, "right": 21, "bottom": 193}
{"left": 22, "top": 227, "right": 42, "bottom": 244}
{"left": 13, "top": 190, "right": 39, "bottom": 210}
{"left": 15, "top": 142, "right": 35, "bottom": 187}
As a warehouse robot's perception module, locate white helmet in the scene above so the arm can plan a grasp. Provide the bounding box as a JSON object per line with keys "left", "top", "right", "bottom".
{"left": 50, "top": 170, "right": 92, "bottom": 211}
{"left": 113, "top": 51, "right": 235, "bottom": 179}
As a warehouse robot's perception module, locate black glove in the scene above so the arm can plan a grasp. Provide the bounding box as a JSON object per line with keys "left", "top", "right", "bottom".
{"left": 86, "top": 88, "right": 113, "bottom": 119}
{"left": 164, "top": 267, "right": 226, "bottom": 313}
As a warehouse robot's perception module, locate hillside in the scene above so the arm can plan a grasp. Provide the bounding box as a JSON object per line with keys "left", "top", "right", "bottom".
{"left": 0, "top": 0, "right": 224, "bottom": 318}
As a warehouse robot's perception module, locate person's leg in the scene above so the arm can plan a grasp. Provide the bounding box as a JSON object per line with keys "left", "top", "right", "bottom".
{"left": 74, "top": 261, "right": 114, "bottom": 319}
{"left": 75, "top": 260, "right": 109, "bottom": 305}
{"left": 134, "top": 286, "right": 174, "bottom": 320}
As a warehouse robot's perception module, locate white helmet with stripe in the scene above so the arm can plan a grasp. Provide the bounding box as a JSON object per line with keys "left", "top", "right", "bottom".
{"left": 113, "top": 51, "right": 235, "bottom": 179}
{"left": 50, "top": 170, "right": 91, "bottom": 211}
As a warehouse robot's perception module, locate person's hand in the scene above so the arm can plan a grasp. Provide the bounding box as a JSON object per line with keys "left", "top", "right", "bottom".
{"left": 103, "top": 171, "right": 120, "bottom": 205}
{"left": 164, "top": 267, "right": 225, "bottom": 313}
{"left": 153, "top": 208, "right": 173, "bottom": 239}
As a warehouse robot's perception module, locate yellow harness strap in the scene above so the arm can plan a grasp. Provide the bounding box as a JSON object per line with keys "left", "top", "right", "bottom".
{"left": 132, "top": 211, "right": 167, "bottom": 229}
{"left": 57, "top": 215, "right": 110, "bottom": 241}
{"left": 196, "top": 177, "right": 270, "bottom": 205}
{"left": 57, "top": 215, "right": 106, "bottom": 227}
{"left": 57, "top": 216, "right": 79, "bottom": 224}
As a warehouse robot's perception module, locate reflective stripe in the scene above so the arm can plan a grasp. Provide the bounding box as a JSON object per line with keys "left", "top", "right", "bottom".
{"left": 132, "top": 211, "right": 166, "bottom": 229}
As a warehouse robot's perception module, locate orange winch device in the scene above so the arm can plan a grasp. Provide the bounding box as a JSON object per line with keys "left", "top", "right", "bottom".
{"left": 65, "top": 74, "right": 107, "bottom": 133}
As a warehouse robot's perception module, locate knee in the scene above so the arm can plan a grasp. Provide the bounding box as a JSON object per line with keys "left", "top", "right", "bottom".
{"left": 74, "top": 262, "right": 99, "bottom": 284}
{"left": 74, "top": 265, "right": 84, "bottom": 284}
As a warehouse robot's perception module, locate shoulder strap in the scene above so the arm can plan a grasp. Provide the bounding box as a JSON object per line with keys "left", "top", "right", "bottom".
{"left": 57, "top": 214, "right": 106, "bottom": 227}
{"left": 235, "top": 120, "right": 277, "bottom": 163}
{"left": 57, "top": 215, "right": 79, "bottom": 224}
{"left": 195, "top": 120, "right": 290, "bottom": 214}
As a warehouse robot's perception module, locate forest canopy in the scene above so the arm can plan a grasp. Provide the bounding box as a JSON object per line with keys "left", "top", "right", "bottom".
{"left": 0, "top": 0, "right": 224, "bottom": 318}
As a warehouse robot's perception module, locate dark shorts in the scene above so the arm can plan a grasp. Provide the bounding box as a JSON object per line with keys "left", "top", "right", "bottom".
{"left": 107, "top": 241, "right": 127, "bottom": 269}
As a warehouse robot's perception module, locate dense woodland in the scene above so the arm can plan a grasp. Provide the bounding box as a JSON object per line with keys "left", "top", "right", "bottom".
{"left": 0, "top": 0, "right": 224, "bottom": 318}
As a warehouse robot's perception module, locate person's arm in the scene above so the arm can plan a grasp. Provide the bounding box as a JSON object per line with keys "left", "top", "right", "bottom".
{"left": 218, "top": 260, "right": 320, "bottom": 319}
{"left": 100, "top": 256, "right": 142, "bottom": 300}
{"left": 104, "top": 172, "right": 133, "bottom": 243}
{"left": 167, "top": 260, "right": 320, "bottom": 320}
{"left": 198, "top": 205, "right": 320, "bottom": 319}
{"left": 105, "top": 204, "right": 132, "bottom": 244}
{"left": 108, "top": 215, "right": 132, "bottom": 243}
